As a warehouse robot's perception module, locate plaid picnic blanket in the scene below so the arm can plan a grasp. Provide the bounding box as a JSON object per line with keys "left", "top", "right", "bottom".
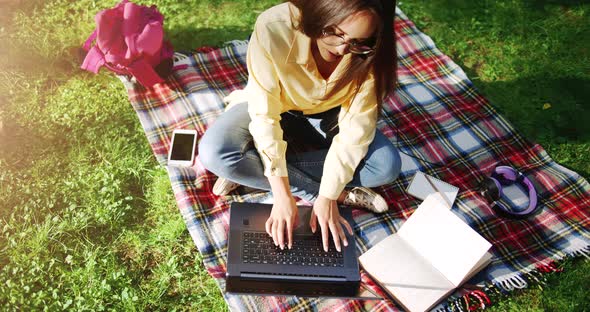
{"left": 122, "top": 7, "right": 590, "bottom": 312}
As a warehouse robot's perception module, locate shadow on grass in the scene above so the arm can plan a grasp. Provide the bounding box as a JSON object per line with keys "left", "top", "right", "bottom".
{"left": 478, "top": 76, "right": 590, "bottom": 142}
{"left": 401, "top": 0, "right": 590, "bottom": 177}
{"left": 526, "top": 0, "right": 590, "bottom": 8}
{"left": 407, "top": 0, "right": 588, "bottom": 20}
{"left": 166, "top": 26, "right": 252, "bottom": 51}
{"left": 477, "top": 75, "right": 590, "bottom": 177}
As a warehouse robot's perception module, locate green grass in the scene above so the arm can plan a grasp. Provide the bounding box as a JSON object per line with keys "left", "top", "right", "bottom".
{"left": 0, "top": 0, "right": 588, "bottom": 310}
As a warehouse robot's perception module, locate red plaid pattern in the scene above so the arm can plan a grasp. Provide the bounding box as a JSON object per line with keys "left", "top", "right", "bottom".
{"left": 123, "top": 8, "right": 590, "bottom": 312}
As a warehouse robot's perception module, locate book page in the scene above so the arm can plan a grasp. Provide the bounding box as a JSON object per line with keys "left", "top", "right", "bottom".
{"left": 462, "top": 251, "right": 493, "bottom": 284}
{"left": 398, "top": 194, "right": 492, "bottom": 286}
{"left": 359, "top": 234, "right": 454, "bottom": 312}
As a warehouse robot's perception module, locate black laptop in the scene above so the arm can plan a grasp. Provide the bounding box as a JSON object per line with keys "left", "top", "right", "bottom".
{"left": 225, "top": 202, "right": 380, "bottom": 299}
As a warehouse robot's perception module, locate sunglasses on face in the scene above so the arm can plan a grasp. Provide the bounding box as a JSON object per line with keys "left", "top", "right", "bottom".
{"left": 320, "top": 26, "right": 376, "bottom": 55}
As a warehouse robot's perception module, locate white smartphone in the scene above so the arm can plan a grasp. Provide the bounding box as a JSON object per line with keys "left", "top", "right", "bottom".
{"left": 167, "top": 129, "right": 198, "bottom": 167}
{"left": 406, "top": 171, "right": 459, "bottom": 207}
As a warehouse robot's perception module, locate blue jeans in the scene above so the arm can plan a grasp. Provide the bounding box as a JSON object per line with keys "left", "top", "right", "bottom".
{"left": 198, "top": 102, "right": 401, "bottom": 202}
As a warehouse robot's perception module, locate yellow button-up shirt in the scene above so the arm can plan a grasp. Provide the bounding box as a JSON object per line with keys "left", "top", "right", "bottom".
{"left": 225, "top": 3, "right": 378, "bottom": 200}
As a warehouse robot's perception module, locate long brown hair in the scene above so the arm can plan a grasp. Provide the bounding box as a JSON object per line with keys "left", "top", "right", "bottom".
{"left": 289, "top": 0, "right": 397, "bottom": 103}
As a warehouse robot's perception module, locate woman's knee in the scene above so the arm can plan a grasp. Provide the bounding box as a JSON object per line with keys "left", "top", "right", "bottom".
{"left": 199, "top": 130, "right": 256, "bottom": 178}
{"left": 198, "top": 130, "right": 224, "bottom": 174}
{"left": 198, "top": 103, "right": 251, "bottom": 175}
{"left": 365, "top": 135, "right": 402, "bottom": 185}
{"left": 374, "top": 144, "right": 401, "bottom": 184}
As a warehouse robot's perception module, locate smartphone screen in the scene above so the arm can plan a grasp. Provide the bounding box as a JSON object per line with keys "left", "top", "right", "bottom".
{"left": 170, "top": 133, "right": 196, "bottom": 161}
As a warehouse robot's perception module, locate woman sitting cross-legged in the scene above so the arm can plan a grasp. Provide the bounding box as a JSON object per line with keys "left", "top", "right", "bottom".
{"left": 199, "top": 0, "right": 401, "bottom": 253}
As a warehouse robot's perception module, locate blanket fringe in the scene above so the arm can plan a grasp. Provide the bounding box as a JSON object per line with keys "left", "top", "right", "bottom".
{"left": 564, "top": 240, "right": 590, "bottom": 259}
{"left": 571, "top": 246, "right": 590, "bottom": 259}
{"left": 437, "top": 242, "right": 589, "bottom": 311}
{"left": 499, "top": 274, "right": 528, "bottom": 291}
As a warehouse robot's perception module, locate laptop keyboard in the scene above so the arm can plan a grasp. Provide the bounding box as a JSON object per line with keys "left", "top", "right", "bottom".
{"left": 242, "top": 231, "right": 344, "bottom": 267}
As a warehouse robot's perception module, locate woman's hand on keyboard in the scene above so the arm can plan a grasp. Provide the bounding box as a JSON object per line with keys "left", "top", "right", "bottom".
{"left": 265, "top": 193, "right": 299, "bottom": 250}
{"left": 266, "top": 176, "right": 299, "bottom": 250}
{"left": 310, "top": 196, "right": 353, "bottom": 252}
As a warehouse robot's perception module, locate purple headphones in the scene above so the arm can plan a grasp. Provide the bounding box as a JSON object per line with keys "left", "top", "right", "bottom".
{"left": 479, "top": 166, "right": 538, "bottom": 218}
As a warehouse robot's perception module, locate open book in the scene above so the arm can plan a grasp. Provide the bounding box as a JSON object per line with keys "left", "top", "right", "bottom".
{"left": 359, "top": 194, "right": 493, "bottom": 312}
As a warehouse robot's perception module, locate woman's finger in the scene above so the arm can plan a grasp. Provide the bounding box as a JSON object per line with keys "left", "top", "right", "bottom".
{"left": 340, "top": 216, "right": 353, "bottom": 235}
{"left": 286, "top": 218, "right": 293, "bottom": 249}
{"left": 309, "top": 210, "right": 317, "bottom": 233}
{"left": 328, "top": 222, "right": 341, "bottom": 252}
{"left": 277, "top": 220, "right": 286, "bottom": 250}
{"left": 337, "top": 223, "right": 348, "bottom": 247}
{"left": 319, "top": 221, "right": 330, "bottom": 252}
{"left": 271, "top": 220, "right": 279, "bottom": 246}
